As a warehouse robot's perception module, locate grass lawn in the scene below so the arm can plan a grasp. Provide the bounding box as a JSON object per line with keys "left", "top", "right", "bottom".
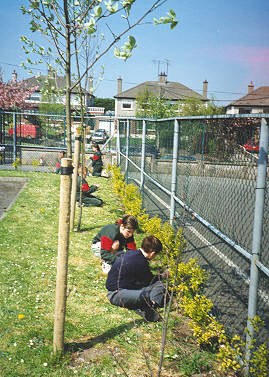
{"left": 0, "top": 170, "right": 229, "bottom": 377}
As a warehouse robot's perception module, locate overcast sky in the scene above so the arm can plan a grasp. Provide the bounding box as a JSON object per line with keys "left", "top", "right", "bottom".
{"left": 0, "top": 0, "right": 268, "bottom": 105}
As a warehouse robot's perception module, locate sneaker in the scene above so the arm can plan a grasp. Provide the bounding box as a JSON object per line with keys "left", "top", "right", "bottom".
{"left": 135, "top": 308, "right": 161, "bottom": 322}
{"left": 101, "top": 261, "right": 111, "bottom": 274}
{"left": 91, "top": 243, "right": 101, "bottom": 258}
{"left": 135, "top": 309, "right": 147, "bottom": 320}
{"left": 145, "top": 310, "right": 162, "bottom": 322}
{"left": 76, "top": 202, "right": 85, "bottom": 207}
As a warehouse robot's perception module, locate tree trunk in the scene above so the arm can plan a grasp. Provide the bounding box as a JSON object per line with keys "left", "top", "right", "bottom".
{"left": 53, "top": 157, "right": 73, "bottom": 353}
{"left": 64, "top": 0, "right": 72, "bottom": 159}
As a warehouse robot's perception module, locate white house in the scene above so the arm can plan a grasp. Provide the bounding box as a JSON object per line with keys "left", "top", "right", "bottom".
{"left": 13, "top": 69, "right": 104, "bottom": 115}
{"left": 114, "top": 73, "right": 208, "bottom": 118}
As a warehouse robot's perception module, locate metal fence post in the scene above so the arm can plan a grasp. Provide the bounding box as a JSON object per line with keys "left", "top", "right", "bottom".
{"left": 201, "top": 122, "right": 206, "bottom": 161}
{"left": 170, "top": 119, "right": 179, "bottom": 225}
{"left": 12, "top": 112, "right": 17, "bottom": 162}
{"left": 125, "top": 119, "right": 130, "bottom": 181}
{"left": 245, "top": 117, "right": 269, "bottom": 371}
{"left": 116, "top": 121, "right": 121, "bottom": 166}
{"left": 140, "top": 119, "right": 146, "bottom": 191}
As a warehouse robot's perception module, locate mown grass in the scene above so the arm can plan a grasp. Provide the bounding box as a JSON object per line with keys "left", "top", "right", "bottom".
{"left": 0, "top": 170, "right": 226, "bottom": 377}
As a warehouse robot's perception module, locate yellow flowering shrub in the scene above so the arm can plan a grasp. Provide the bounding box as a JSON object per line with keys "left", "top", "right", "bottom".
{"left": 12, "top": 157, "right": 21, "bottom": 169}
{"left": 190, "top": 317, "right": 225, "bottom": 347}
{"left": 217, "top": 334, "right": 243, "bottom": 373}
{"left": 174, "top": 259, "right": 207, "bottom": 296}
{"left": 181, "top": 294, "right": 212, "bottom": 323}
{"left": 108, "top": 164, "right": 125, "bottom": 197}
{"left": 250, "top": 343, "right": 269, "bottom": 377}
{"left": 122, "top": 183, "right": 143, "bottom": 218}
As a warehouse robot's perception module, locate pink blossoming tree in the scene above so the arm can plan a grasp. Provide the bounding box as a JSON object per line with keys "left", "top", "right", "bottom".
{"left": 0, "top": 80, "right": 37, "bottom": 110}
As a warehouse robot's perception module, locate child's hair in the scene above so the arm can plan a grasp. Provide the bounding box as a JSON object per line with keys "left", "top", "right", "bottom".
{"left": 117, "top": 214, "right": 138, "bottom": 231}
{"left": 92, "top": 143, "right": 101, "bottom": 152}
{"left": 141, "top": 236, "right": 163, "bottom": 254}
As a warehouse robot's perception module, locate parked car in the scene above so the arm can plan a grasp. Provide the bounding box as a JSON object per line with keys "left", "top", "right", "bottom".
{"left": 8, "top": 124, "right": 41, "bottom": 139}
{"left": 91, "top": 129, "right": 109, "bottom": 144}
{"left": 243, "top": 140, "right": 259, "bottom": 153}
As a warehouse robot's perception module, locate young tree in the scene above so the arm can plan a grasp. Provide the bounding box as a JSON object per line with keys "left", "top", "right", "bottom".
{"left": 136, "top": 90, "right": 224, "bottom": 119}
{"left": 178, "top": 97, "right": 224, "bottom": 116}
{"left": 94, "top": 97, "right": 115, "bottom": 112}
{"left": 136, "top": 89, "right": 177, "bottom": 118}
{"left": 21, "top": 0, "right": 178, "bottom": 157}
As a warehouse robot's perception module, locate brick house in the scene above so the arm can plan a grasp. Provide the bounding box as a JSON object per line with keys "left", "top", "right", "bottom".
{"left": 226, "top": 82, "right": 269, "bottom": 114}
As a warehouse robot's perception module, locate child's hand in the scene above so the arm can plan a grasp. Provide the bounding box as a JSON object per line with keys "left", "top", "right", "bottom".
{"left": 111, "top": 240, "right": 120, "bottom": 253}
{"left": 160, "top": 269, "right": 169, "bottom": 279}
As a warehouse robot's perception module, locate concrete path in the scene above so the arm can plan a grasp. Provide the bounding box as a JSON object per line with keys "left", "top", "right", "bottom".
{"left": 0, "top": 177, "right": 28, "bottom": 220}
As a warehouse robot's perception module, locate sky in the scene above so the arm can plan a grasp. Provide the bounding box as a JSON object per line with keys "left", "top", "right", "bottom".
{"left": 0, "top": 0, "right": 269, "bottom": 106}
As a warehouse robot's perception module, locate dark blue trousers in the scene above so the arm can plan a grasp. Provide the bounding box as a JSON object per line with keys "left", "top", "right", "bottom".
{"left": 107, "top": 280, "right": 167, "bottom": 311}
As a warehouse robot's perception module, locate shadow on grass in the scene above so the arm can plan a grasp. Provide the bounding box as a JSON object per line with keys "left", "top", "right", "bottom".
{"left": 75, "top": 225, "right": 101, "bottom": 232}
{"left": 65, "top": 319, "right": 144, "bottom": 353}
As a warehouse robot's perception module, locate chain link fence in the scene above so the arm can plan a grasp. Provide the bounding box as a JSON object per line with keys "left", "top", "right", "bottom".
{"left": 0, "top": 110, "right": 100, "bottom": 172}
{"left": 1, "top": 110, "right": 268, "bottom": 348}
{"left": 118, "top": 115, "right": 269, "bottom": 346}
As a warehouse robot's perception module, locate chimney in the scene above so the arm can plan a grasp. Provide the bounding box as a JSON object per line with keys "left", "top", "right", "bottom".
{"left": 203, "top": 79, "right": 208, "bottom": 98}
{"left": 11, "top": 70, "right": 18, "bottom": 83}
{"left": 117, "top": 77, "right": 122, "bottom": 94}
{"left": 248, "top": 81, "right": 254, "bottom": 94}
{"left": 88, "top": 75, "right": 93, "bottom": 94}
{"left": 159, "top": 72, "right": 167, "bottom": 83}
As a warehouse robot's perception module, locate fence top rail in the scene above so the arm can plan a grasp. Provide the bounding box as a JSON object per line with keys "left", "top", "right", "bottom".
{"left": 0, "top": 110, "right": 96, "bottom": 120}
{"left": 0, "top": 110, "right": 67, "bottom": 118}
{"left": 118, "top": 113, "right": 269, "bottom": 122}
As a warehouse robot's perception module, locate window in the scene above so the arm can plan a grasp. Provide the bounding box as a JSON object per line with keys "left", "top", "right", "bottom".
{"left": 122, "top": 100, "right": 132, "bottom": 110}
{"left": 239, "top": 107, "right": 251, "bottom": 114}
{"left": 29, "top": 93, "right": 41, "bottom": 101}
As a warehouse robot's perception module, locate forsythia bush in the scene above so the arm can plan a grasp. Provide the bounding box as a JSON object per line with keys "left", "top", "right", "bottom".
{"left": 249, "top": 343, "right": 269, "bottom": 377}
{"left": 217, "top": 334, "right": 243, "bottom": 373}
{"left": 216, "top": 316, "right": 269, "bottom": 376}
{"left": 174, "top": 258, "right": 206, "bottom": 296}
{"left": 12, "top": 157, "right": 21, "bottom": 169}
{"left": 108, "top": 164, "right": 269, "bottom": 376}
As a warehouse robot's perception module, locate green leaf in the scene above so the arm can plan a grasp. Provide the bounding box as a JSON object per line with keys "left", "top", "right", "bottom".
{"left": 170, "top": 21, "right": 178, "bottom": 30}
{"left": 128, "top": 36, "right": 136, "bottom": 48}
{"left": 94, "top": 6, "right": 103, "bottom": 17}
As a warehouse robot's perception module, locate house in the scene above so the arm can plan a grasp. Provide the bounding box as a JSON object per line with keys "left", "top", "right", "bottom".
{"left": 12, "top": 70, "right": 104, "bottom": 115}
{"left": 114, "top": 73, "right": 208, "bottom": 118}
{"left": 226, "top": 82, "right": 269, "bottom": 114}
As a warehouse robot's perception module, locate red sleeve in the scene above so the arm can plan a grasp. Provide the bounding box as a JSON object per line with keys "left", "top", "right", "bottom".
{"left": 101, "top": 235, "right": 113, "bottom": 251}
{"left": 92, "top": 154, "right": 100, "bottom": 161}
{"left": 82, "top": 182, "right": 90, "bottom": 192}
{"left": 126, "top": 240, "right": 137, "bottom": 250}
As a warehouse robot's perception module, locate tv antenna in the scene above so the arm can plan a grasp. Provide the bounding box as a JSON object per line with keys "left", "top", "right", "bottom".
{"left": 153, "top": 59, "right": 170, "bottom": 78}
